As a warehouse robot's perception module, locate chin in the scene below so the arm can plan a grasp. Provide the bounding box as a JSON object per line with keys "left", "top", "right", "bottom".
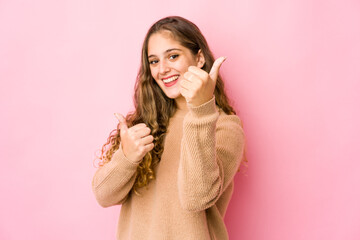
{"left": 161, "top": 85, "right": 181, "bottom": 99}
{"left": 165, "top": 92, "right": 181, "bottom": 99}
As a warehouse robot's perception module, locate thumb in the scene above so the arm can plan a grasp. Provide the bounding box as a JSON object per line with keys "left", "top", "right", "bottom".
{"left": 114, "top": 113, "right": 128, "bottom": 132}
{"left": 209, "top": 56, "right": 226, "bottom": 82}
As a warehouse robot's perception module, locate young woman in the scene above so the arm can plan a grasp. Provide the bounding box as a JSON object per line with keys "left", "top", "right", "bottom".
{"left": 92, "top": 16, "right": 245, "bottom": 240}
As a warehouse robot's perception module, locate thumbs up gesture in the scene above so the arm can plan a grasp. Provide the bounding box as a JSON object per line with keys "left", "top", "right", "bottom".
{"left": 114, "top": 113, "right": 154, "bottom": 163}
{"left": 180, "top": 57, "right": 226, "bottom": 107}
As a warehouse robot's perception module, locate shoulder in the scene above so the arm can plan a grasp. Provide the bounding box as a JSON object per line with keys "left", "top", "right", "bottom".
{"left": 216, "top": 108, "right": 245, "bottom": 138}
{"left": 217, "top": 108, "right": 242, "bottom": 127}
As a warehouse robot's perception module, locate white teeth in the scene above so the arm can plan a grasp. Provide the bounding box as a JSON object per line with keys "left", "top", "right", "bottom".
{"left": 163, "top": 75, "right": 179, "bottom": 83}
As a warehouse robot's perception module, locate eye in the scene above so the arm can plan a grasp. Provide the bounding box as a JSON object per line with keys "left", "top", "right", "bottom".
{"left": 169, "top": 54, "right": 179, "bottom": 60}
{"left": 149, "top": 59, "right": 159, "bottom": 65}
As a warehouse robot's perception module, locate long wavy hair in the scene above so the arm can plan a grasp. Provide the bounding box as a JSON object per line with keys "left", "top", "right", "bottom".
{"left": 95, "top": 16, "right": 246, "bottom": 193}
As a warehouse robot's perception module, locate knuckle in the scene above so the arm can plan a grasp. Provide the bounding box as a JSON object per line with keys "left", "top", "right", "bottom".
{"left": 201, "top": 72, "right": 208, "bottom": 79}
{"left": 130, "top": 135, "right": 136, "bottom": 141}
{"left": 193, "top": 86, "right": 200, "bottom": 93}
{"left": 134, "top": 141, "right": 141, "bottom": 148}
{"left": 138, "top": 146, "right": 145, "bottom": 153}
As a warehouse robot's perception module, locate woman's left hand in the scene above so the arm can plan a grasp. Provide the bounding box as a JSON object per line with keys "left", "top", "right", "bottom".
{"left": 180, "top": 57, "right": 226, "bottom": 107}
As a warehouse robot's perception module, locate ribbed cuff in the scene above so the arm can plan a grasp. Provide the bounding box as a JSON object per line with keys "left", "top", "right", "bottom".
{"left": 112, "top": 144, "right": 140, "bottom": 168}
{"left": 187, "top": 96, "right": 217, "bottom": 118}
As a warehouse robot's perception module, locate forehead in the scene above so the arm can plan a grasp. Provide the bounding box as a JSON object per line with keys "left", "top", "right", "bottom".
{"left": 148, "top": 31, "right": 183, "bottom": 56}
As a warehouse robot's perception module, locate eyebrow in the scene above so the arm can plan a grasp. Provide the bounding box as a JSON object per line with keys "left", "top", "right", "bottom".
{"left": 148, "top": 48, "right": 182, "bottom": 59}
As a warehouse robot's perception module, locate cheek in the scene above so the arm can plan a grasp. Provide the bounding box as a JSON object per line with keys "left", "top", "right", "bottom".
{"left": 150, "top": 69, "right": 161, "bottom": 85}
{"left": 150, "top": 67, "right": 158, "bottom": 79}
{"left": 172, "top": 62, "right": 186, "bottom": 74}
{"left": 180, "top": 59, "right": 195, "bottom": 73}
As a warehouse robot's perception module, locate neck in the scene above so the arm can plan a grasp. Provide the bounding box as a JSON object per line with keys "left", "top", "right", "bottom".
{"left": 175, "top": 96, "right": 188, "bottom": 111}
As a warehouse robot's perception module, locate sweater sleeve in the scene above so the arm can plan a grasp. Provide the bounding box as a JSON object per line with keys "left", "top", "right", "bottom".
{"left": 92, "top": 146, "right": 138, "bottom": 208}
{"left": 177, "top": 97, "right": 245, "bottom": 212}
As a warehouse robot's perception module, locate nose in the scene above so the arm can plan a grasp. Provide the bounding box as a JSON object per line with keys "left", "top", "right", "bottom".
{"left": 159, "top": 60, "right": 170, "bottom": 75}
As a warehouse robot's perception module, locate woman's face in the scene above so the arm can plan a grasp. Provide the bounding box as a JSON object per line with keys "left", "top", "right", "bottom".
{"left": 147, "top": 31, "right": 204, "bottom": 100}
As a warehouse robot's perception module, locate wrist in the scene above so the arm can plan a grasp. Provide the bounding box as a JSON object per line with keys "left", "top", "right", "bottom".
{"left": 120, "top": 143, "right": 141, "bottom": 164}
{"left": 187, "top": 96, "right": 217, "bottom": 117}
{"left": 187, "top": 95, "right": 214, "bottom": 108}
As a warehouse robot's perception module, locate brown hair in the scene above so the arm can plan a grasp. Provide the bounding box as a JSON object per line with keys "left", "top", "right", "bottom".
{"left": 95, "top": 16, "right": 243, "bottom": 192}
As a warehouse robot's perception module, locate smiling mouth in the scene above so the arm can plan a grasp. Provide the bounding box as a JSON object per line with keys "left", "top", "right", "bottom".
{"left": 162, "top": 75, "right": 179, "bottom": 83}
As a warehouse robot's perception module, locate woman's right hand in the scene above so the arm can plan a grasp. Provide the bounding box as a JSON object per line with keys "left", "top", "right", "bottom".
{"left": 114, "top": 113, "right": 155, "bottom": 163}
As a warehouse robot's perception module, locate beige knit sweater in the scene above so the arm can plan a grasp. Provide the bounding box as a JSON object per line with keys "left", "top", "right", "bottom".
{"left": 92, "top": 97, "right": 245, "bottom": 240}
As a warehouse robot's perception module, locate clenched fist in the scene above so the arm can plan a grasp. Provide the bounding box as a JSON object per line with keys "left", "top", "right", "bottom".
{"left": 114, "top": 113, "right": 154, "bottom": 163}
{"left": 180, "top": 57, "right": 226, "bottom": 107}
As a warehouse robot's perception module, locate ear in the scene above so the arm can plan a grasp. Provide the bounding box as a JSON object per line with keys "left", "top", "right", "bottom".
{"left": 196, "top": 49, "right": 205, "bottom": 69}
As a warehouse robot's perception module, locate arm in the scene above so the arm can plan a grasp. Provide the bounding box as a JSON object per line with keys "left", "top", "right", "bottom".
{"left": 92, "top": 147, "right": 138, "bottom": 208}
{"left": 177, "top": 97, "right": 245, "bottom": 211}
{"left": 92, "top": 114, "right": 154, "bottom": 208}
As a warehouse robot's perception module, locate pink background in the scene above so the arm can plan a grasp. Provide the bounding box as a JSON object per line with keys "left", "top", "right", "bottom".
{"left": 1, "top": 0, "right": 359, "bottom": 239}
